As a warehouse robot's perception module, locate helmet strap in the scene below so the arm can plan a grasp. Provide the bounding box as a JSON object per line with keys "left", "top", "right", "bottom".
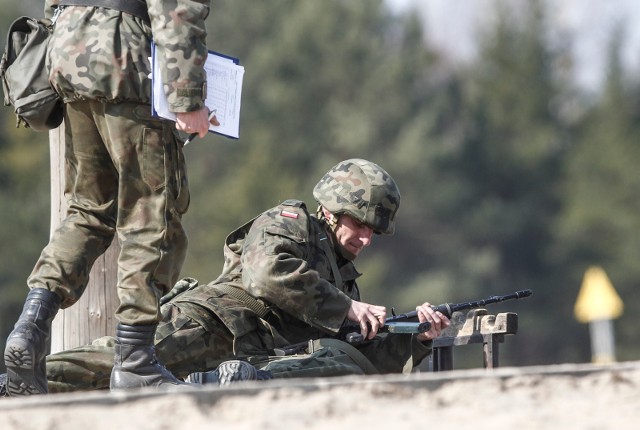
{"left": 317, "top": 206, "right": 356, "bottom": 261}
{"left": 318, "top": 206, "right": 339, "bottom": 231}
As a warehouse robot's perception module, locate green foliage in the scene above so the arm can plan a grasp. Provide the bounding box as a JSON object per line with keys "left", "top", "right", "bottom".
{"left": 1, "top": 0, "right": 639, "bottom": 371}
{"left": 0, "top": 3, "right": 55, "bottom": 370}
{"left": 553, "top": 24, "right": 640, "bottom": 362}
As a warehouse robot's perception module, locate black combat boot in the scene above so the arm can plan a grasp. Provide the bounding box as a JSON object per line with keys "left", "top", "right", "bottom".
{"left": 4, "top": 288, "right": 61, "bottom": 396}
{"left": 186, "top": 360, "right": 273, "bottom": 386}
{"left": 109, "top": 323, "right": 185, "bottom": 390}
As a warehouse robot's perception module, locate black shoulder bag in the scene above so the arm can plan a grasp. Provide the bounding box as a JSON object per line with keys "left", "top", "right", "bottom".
{"left": 0, "top": 15, "right": 64, "bottom": 131}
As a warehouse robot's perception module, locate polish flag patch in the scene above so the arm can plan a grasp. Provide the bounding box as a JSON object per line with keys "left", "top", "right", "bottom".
{"left": 281, "top": 210, "right": 299, "bottom": 219}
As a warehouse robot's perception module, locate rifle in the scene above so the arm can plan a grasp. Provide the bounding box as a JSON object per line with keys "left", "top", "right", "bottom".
{"left": 387, "top": 288, "right": 533, "bottom": 322}
{"left": 273, "top": 289, "right": 533, "bottom": 354}
{"left": 341, "top": 289, "right": 533, "bottom": 344}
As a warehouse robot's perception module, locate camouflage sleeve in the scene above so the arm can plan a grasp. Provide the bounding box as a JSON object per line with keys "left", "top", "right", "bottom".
{"left": 147, "top": 0, "right": 210, "bottom": 112}
{"left": 242, "top": 208, "right": 352, "bottom": 334}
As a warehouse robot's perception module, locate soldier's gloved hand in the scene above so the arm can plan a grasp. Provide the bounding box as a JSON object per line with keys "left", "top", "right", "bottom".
{"left": 160, "top": 277, "right": 199, "bottom": 305}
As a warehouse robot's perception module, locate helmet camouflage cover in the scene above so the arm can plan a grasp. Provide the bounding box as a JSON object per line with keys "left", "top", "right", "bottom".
{"left": 313, "top": 159, "right": 401, "bottom": 235}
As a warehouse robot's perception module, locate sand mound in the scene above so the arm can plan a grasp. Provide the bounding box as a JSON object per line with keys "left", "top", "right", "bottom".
{"left": 1, "top": 361, "right": 638, "bottom": 429}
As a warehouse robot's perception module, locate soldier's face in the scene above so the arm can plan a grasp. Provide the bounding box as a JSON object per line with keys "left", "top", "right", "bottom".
{"left": 333, "top": 214, "right": 374, "bottom": 258}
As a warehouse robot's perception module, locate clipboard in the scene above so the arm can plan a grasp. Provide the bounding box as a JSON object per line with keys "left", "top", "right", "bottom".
{"left": 151, "top": 42, "right": 244, "bottom": 139}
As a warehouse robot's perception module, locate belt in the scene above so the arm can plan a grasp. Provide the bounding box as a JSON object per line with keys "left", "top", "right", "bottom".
{"left": 59, "top": 0, "right": 150, "bottom": 24}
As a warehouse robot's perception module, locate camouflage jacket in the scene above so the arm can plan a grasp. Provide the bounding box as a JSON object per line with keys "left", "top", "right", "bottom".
{"left": 171, "top": 200, "right": 432, "bottom": 371}
{"left": 44, "top": 0, "right": 209, "bottom": 111}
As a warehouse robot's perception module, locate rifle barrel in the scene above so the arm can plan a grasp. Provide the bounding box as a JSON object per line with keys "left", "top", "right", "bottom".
{"left": 386, "top": 289, "right": 532, "bottom": 321}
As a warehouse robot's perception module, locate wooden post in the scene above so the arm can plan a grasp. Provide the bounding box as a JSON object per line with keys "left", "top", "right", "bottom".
{"left": 49, "top": 124, "right": 120, "bottom": 354}
{"left": 430, "top": 309, "right": 519, "bottom": 372}
{"left": 432, "top": 346, "right": 454, "bottom": 371}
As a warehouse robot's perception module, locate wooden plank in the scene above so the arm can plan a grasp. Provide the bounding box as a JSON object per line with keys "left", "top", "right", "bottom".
{"left": 432, "top": 310, "right": 518, "bottom": 348}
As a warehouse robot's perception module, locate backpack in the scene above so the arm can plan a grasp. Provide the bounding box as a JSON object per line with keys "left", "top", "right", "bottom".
{"left": 0, "top": 16, "right": 63, "bottom": 131}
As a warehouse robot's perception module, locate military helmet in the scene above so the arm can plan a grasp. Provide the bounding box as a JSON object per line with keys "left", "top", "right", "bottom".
{"left": 313, "top": 159, "right": 400, "bottom": 235}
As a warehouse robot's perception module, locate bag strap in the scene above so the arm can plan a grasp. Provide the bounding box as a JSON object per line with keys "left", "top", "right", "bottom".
{"left": 58, "top": 0, "right": 150, "bottom": 24}
{"left": 215, "top": 285, "right": 271, "bottom": 319}
{"left": 317, "top": 232, "right": 343, "bottom": 290}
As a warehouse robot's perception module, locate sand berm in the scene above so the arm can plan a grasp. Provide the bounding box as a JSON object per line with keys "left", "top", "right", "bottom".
{"left": 1, "top": 360, "right": 638, "bottom": 429}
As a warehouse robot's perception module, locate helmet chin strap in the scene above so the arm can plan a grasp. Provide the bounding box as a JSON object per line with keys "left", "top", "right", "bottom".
{"left": 317, "top": 206, "right": 356, "bottom": 261}
{"left": 317, "top": 205, "right": 338, "bottom": 231}
{"left": 325, "top": 213, "right": 339, "bottom": 231}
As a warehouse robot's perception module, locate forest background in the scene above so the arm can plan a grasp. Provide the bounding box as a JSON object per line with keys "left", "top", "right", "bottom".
{"left": 1, "top": 0, "right": 639, "bottom": 372}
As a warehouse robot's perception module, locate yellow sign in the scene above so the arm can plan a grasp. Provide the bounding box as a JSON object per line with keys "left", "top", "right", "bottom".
{"left": 574, "top": 266, "right": 624, "bottom": 323}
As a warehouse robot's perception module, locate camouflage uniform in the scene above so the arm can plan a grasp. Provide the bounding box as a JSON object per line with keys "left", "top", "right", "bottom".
{"left": 45, "top": 199, "right": 432, "bottom": 392}
{"left": 31, "top": 0, "right": 210, "bottom": 323}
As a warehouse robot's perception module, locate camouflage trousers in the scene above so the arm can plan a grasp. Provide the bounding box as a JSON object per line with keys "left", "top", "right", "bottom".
{"left": 44, "top": 303, "right": 425, "bottom": 393}
{"left": 27, "top": 100, "right": 190, "bottom": 324}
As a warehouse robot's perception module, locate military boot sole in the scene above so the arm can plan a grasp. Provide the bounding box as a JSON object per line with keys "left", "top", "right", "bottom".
{"left": 187, "top": 360, "right": 274, "bottom": 386}
{"left": 216, "top": 360, "right": 257, "bottom": 385}
{"left": 4, "top": 335, "right": 47, "bottom": 396}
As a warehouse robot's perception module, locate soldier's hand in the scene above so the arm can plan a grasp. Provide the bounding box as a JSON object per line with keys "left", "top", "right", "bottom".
{"left": 415, "top": 302, "right": 450, "bottom": 341}
{"left": 347, "top": 300, "right": 386, "bottom": 340}
{"left": 176, "top": 107, "right": 210, "bottom": 138}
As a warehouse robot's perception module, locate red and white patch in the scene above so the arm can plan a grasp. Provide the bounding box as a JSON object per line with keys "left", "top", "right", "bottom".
{"left": 280, "top": 210, "right": 299, "bottom": 219}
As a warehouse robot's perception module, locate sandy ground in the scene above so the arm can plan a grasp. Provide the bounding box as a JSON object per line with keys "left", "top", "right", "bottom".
{"left": 1, "top": 361, "right": 638, "bottom": 429}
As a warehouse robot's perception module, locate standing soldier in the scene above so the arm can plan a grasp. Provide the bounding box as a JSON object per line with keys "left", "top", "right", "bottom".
{"left": 4, "top": 0, "right": 212, "bottom": 396}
